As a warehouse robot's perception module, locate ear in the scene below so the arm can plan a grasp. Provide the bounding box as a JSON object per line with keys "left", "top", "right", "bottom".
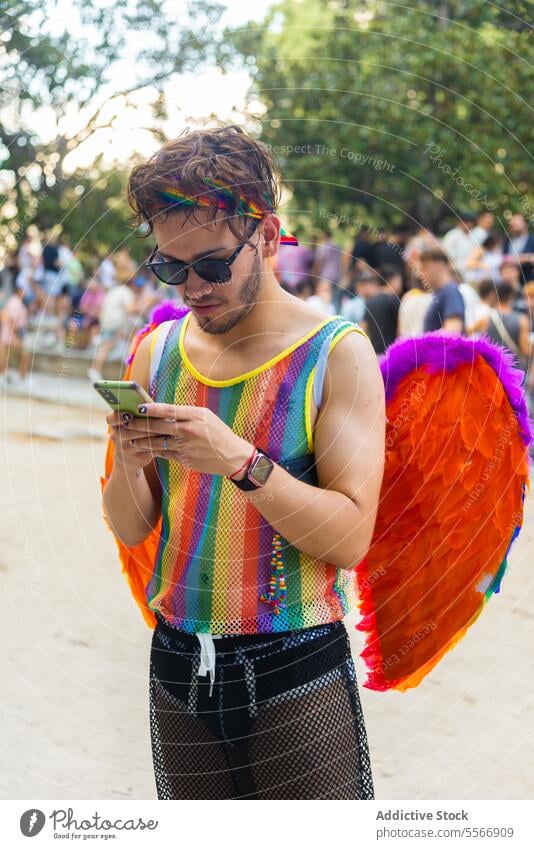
{"left": 260, "top": 214, "right": 282, "bottom": 257}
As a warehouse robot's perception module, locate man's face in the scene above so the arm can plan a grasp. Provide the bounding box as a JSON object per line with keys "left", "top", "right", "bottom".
{"left": 501, "top": 263, "right": 520, "bottom": 288}
{"left": 509, "top": 214, "right": 527, "bottom": 236}
{"left": 478, "top": 212, "right": 494, "bottom": 231}
{"left": 419, "top": 260, "right": 438, "bottom": 288}
{"left": 152, "top": 208, "right": 266, "bottom": 335}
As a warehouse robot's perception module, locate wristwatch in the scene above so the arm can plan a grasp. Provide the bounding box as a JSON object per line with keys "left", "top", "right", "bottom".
{"left": 230, "top": 448, "right": 275, "bottom": 491}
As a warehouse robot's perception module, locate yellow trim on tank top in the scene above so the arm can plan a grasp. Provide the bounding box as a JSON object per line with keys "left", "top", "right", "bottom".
{"left": 178, "top": 310, "right": 341, "bottom": 387}
{"left": 305, "top": 324, "right": 368, "bottom": 454}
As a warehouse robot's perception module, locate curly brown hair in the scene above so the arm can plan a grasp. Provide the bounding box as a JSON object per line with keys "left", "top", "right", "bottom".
{"left": 127, "top": 123, "right": 283, "bottom": 245}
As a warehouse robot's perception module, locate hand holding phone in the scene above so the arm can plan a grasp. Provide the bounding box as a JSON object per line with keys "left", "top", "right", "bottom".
{"left": 94, "top": 380, "right": 154, "bottom": 416}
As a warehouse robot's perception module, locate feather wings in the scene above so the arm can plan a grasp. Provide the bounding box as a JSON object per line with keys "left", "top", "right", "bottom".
{"left": 355, "top": 333, "right": 532, "bottom": 692}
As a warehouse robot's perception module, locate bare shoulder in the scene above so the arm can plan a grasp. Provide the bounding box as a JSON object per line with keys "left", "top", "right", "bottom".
{"left": 323, "top": 326, "right": 384, "bottom": 404}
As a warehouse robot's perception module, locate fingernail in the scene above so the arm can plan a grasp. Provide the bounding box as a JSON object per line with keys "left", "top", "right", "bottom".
{"left": 122, "top": 412, "right": 133, "bottom": 422}
{"left": 138, "top": 405, "right": 147, "bottom": 414}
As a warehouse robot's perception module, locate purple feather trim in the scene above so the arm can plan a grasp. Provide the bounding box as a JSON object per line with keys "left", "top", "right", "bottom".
{"left": 124, "top": 300, "right": 190, "bottom": 365}
{"left": 150, "top": 300, "right": 190, "bottom": 326}
{"left": 380, "top": 332, "right": 533, "bottom": 447}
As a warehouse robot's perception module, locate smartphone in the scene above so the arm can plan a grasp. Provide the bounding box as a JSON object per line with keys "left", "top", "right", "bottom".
{"left": 94, "top": 380, "right": 154, "bottom": 416}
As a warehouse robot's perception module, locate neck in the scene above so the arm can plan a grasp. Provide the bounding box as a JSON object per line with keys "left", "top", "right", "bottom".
{"left": 433, "top": 275, "right": 451, "bottom": 290}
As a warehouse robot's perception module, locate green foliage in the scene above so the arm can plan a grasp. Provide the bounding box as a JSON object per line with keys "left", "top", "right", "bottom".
{"left": 0, "top": 0, "right": 223, "bottom": 251}
{"left": 220, "top": 0, "right": 534, "bottom": 232}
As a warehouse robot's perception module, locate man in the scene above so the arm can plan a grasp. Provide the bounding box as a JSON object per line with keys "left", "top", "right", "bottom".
{"left": 101, "top": 124, "right": 385, "bottom": 800}
{"left": 441, "top": 211, "right": 491, "bottom": 280}
{"left": 471, "top": 210, "right": 495, "bottom": 246}
{"left": 40, "top": 231, "right": 62, "bottom": 315}
{"left": 469, "top": 281, "right": 531, "bottom": 373}
{"left": 87, "top": 278, "right": 137, "bottom": 382}
{"left": 339, "top": 268, "right": 380, "bottom": 323}
{"left": 501, "top": 256, "right": 528, "bottom": 315}
{"left": 420, "top": 248, "right": 465, "bottom": 334}
{"left": 368, "top": 225, "right": 408, "bottom": 275}
{"left": 361, "top": 264, "right": 403, "bottom": 353}
{"left": 311, "top": 229, "right": 344, "bottom": 311}
{"left": 503, "top": 214, "right": 534, "bottom": 284}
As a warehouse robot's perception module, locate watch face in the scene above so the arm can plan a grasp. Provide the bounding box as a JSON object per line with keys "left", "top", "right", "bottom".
{"left": 249, "top": 453, "right": 273, "bottom": 486}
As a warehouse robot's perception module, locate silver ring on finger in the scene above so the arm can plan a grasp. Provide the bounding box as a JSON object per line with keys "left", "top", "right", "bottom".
{"left": 162, "top": 436, "right": 169, "bottom": 452}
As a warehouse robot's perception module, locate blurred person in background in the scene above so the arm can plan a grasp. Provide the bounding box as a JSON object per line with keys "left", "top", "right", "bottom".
{"left": 404, "top": 224, "right": 440, "bottom": 274}
{"left": 60, "top": 275, "right": 104, "bottom": 349}
{"left": 463, "top": 232, "right": 504, "bottom": 285}
{"left": 339, "top": 269, "right": 380, "bottom": 324}
{"left": 57, "top": 234, "right": 74, "bottom": 285}
{"left": 465, "top": 279, "right": 498, "bottom": 336}
{"left": 294, "top": 278, "right": 314, "bottom": 301}
{"left": 311, "top": 229, "right": 344, "bottom": 311}
{"left": 15, "top": 260, "right": 41, "bottom": 317}
{"left": 469, "top": 281, "right": 531, "bottom": 374}
{"left": 132, "top": 268, "right": 157, "bottom": 327}
{"left": 0, "top": 249, "right": 19, "bottom": 300}
{"left": 420, "top": 249, "right": 465, "bottom": 334}
{"left": 500, "top": 256, "right": 528, "bottom": 315}
{"left": 361, "top": 264, "right": 403, "bottom": 354}
{"left": 348, "top": 225, "right": 373, "bottom": 273}
{"left": 41, "top": 230, "right": 62, "bottom": 313}
{"left": 275, "top": 231, "right": 315, "bottom": 292}
{"left": 0, "top": 281, "right": 31, "bottom": 388}
{"left": 17, "top": 230, "right": 40, "bottom": 276}
{"left": 97, "top": 253, "right": 117, "bottom": 290}
{"left": 504, "top": 213, "right": 534, "bottom": 285}
{"left": 397, "top": 276, "right": 433, "bottom": 338}
{"left": 114, "top": 245, "right": 136, "bottom": 285}
{"left": 87, "top": 278, "right": 137, "bottom": 382}
{"left": 471, "top": 211, "right": 495, "bottom": 245}
{"left": 441, "top": 211, "right": 491, "bottom": 281}
{"left": 306, "top": 278, "right": 336, "bottom": 315}
{"left": 368, "top": 225, "right": 407, "bottom": 276}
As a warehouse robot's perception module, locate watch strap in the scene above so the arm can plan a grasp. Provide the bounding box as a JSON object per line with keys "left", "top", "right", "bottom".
{"left": 230, "top": 448, "right": 273, "bottom": 490}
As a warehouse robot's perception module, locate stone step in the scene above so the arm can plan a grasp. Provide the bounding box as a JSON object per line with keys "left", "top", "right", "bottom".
{"left": 8, "top": 342, "right": 127, "bottom": 381}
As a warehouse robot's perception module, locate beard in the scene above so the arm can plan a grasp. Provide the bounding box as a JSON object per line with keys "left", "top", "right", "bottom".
{"left": 195, "top": 253, "right": 263, "bottom": 335}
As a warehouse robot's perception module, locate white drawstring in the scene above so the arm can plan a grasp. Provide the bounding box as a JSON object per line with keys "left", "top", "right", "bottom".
{"left": 196, "top": 632, "right": 221, "bottom": 697}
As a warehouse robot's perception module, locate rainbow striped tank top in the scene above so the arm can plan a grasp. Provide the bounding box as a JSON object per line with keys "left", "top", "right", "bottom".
{"left": 146, "top": 310, "right": 365, "bottom": 634}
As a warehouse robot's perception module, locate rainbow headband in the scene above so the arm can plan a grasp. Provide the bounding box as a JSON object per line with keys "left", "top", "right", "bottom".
{"left": 155, "top": 176, "right": 298, "bottom": 246}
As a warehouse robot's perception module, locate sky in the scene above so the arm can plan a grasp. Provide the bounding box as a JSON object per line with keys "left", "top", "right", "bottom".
{"left": 19, "top": 0, "right": 277, "bottom": 174}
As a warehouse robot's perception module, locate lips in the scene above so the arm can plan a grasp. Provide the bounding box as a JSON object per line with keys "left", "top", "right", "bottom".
{"left": 189, "top": 302, "right": 221, "bottom": 311}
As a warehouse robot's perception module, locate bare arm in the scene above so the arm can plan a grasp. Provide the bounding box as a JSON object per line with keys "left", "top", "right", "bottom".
{"left": 236, "top": 331, "right": 386, "bottom": 569}
{"left": 442, "top": 316, "right": 464, "bottom": 334}
{"left": 518, "top": 314, "right": 532, "bottom": 358}
{"left": 102, "top": 331, "right": 162, "bottom": 546}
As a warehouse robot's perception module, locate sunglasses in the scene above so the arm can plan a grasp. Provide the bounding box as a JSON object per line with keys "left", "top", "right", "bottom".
{"left": 145, "top": 222, "right": 259, "bottom": 286}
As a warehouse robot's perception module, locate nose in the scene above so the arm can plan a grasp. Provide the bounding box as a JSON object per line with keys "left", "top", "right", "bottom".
{"left": 184, "top": 279, "right": 218, "bottom": 300}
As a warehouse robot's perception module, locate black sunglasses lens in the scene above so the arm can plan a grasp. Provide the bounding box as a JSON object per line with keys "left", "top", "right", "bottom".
{"left": 154, "top": 261, "right": 187, "bottom": 285}
{"left": 193, "top": 260, "right": 231, "bottom": 283}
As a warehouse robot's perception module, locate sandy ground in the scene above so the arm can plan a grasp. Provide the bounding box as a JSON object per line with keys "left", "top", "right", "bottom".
{"left": 0, "top": 390, "right": 533, "bottom": 800}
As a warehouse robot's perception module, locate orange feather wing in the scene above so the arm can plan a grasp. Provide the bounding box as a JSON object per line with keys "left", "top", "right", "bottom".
{"left": 355, "top": 334, "right": 531, "bottom": 692}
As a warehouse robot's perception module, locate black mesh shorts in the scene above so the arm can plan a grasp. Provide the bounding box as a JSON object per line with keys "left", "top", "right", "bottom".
{"left": 149, "top": 611, "right": 375, "bottom": 799}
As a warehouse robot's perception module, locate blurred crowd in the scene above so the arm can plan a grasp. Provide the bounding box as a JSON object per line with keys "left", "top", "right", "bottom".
{"left": 274, "top": 211, "right": 534, "bottom": 412}
{"left": 0, "top": 231, "right": 171, "bottom": 386}
{"left": 1, "top": 212, "right": 533, "bottom": 413}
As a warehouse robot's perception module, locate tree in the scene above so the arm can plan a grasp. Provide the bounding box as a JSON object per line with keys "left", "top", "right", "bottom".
{"left": 219, "top": 0, "right": 534, "bottom": 233}
{"left": 0, "top": 0, "right": 222, "bottom": 246}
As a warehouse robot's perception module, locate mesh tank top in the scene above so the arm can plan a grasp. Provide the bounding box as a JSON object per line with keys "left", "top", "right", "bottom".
{"left": 146, "top": 310, "right": 365, "bottom": 634}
